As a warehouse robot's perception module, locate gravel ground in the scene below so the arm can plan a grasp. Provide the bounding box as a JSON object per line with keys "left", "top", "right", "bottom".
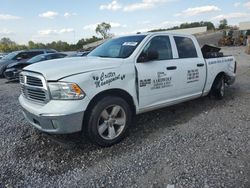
{"left": 0, "top": 46, "right": 249, "bottom": 188}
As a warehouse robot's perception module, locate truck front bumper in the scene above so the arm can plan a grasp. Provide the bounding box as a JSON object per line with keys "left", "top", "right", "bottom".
{"left": 19, "top": 95, "right": 87, "bottom": 134}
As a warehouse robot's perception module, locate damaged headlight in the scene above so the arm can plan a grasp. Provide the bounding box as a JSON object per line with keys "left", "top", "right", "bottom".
{"left": 48, "top": 82, "right": 85, "bottom": 100}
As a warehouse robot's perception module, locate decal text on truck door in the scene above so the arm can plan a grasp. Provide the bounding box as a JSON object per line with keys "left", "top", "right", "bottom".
{"left": 93, "top": 72, "right": 125, "bottom": 88}
{"left": 187, "top": 69, "right": 199, "bottom": 83}
{"left": 151, "top": 72, "right": 172, "bottom": 90}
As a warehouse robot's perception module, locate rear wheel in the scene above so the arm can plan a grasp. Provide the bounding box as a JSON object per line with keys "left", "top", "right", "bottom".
{"left": 211, "top": 75, "right": 225, "bottom": 100}
{"left": 85, "top": 96, "right": 132, "bottom": 147}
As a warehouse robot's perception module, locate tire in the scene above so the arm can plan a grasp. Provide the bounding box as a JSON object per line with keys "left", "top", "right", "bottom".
{"left": 85, "top": 96, "right": 132, "bottom": 147}
{"left": 211, "top": 75, "right": 225, "bottom": 100}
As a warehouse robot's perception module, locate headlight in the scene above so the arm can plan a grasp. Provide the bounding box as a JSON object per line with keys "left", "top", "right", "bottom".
{"left": 48, "top": 82, "right": 85, "bottom": 100}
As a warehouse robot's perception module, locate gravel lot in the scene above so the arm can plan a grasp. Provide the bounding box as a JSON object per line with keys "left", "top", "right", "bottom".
{"left": 0, "top": 46, "right": 249, "bottom": 188}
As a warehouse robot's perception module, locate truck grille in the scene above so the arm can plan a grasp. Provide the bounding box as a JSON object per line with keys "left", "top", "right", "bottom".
{"left": 19, "top": 72, "right": 49, "bottom": 103}
{"left": 26, "top": 76, "right": 43, "bottom": 87}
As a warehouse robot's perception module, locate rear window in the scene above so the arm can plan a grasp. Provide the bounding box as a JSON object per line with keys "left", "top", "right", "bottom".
{"left": 174, "top": 36, "right": 198, "bottom": 59}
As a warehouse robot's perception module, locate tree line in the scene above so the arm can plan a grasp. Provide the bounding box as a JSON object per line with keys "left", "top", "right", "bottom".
{"left": 0, "top": 36, "right": 102, "bottom": 53}
{"left": 149, "top": 21, "right": 222, "bottom": 32}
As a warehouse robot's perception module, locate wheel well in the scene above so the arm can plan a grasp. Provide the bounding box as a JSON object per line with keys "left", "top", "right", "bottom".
{"left": 211, "top": 72, "right": 225, "bottom": 90}
{"left": 214, "top": 72, "right": 225, "bottom": 81}
{"left": 83, "top": 89, "right": 136, "bottom": 127}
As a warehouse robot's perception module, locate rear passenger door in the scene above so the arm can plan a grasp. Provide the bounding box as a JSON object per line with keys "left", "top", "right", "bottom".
{"left": 173, "top": 36, "right": 206, "bottom": 97}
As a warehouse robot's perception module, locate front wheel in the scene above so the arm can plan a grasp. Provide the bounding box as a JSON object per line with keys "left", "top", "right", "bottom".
{"left": 85, "top": 96, "right": 132, "bottom": 147}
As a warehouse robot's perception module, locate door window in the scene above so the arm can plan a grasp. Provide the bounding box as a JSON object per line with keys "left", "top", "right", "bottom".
{"left": 174, "top": 36, "right": 198, "bottom": 58}
{"left": 139, "top": 36, "right": 173, "bottom": 61}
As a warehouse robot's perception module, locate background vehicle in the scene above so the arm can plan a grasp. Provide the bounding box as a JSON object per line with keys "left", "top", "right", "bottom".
{"left": 0, "top": 49, "right": 56, "bottom": 78}
{"left": 0, "top": 53, "right": 8, "bottom": 59}
{"left": 67, "top": 51, "right": 90, "bottom": 57}
{"left": 19, "top": 33, "right": 236, "bottom": 147}
{"left": 4, "top": 53, "right": 67, "bottom": 81}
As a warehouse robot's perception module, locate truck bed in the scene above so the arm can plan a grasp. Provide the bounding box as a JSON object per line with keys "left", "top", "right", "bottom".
{"left": 201, "top": 44, "right": 227, "bottom": 59}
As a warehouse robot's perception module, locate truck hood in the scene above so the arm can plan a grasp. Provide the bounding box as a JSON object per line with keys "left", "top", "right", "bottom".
{"left": 24, "top": 56, "right": 124, "bottom": 80}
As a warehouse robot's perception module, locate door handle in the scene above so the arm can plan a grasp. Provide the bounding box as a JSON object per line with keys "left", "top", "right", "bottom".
{"left": 166, "top": 66, "right": 177, "bottom": 70}
{"left": 197, "top": 63, "right": 205, "bottom": 67}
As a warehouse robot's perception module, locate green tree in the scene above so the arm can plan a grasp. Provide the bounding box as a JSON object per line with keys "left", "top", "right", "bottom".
{"left": 219, "top": 19, "right": 228, "bottom": 30}
{"left": 0, "top": 36, "right": 102, "bottom": 53}
{"left": 0, "top": 37, "right": 16, "bottom": 45}
{"left": 95, "top": 22, "right": 111, "bottom": 39}
{"left": 28, "top": 41, "right": 36, "bottom": 49}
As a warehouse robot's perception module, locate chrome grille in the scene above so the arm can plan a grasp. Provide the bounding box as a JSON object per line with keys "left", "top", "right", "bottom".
{"left": 26, "top": 76, "right": 43, "bottom": 87}
{"left": 20, "top": 72, "right": 49, "bottom": 103}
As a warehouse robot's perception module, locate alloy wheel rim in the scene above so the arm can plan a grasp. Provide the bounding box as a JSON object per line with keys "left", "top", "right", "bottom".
{"left": 97, "top": 105, "right": 126, "bottom": 140}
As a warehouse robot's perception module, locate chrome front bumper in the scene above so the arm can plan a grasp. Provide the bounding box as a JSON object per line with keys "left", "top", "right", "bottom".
{"left": 22, "top": 107, "right": 84, "bottom": 134}
{"left": 19, "top": 95, "right": 86, "bottom": 134}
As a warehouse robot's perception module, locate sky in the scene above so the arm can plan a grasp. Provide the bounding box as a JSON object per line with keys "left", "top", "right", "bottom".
{"left": 0, "top": 0, "right": 250, "bottom": 44}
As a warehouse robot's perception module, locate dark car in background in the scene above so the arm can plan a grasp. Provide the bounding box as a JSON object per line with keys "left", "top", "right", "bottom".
{"left": 4, "top": 52, "right": 67, "bottom": 81}
{"left": 0, "top": 49, "right": 57, "bottom": 78}
{"left": 0, "top": 53, "right": 8, "bottom": 59}
{"left": 67, "top": 51, "right": 90, "bottom": 57}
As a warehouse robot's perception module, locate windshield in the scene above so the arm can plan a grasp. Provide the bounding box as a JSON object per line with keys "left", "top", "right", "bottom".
{"left": 2, "top": 52, "right": 18, "bottom": 60}
{"left": 27, "top": 54, "right": 46, "bottom": 63}
{"left": 88, "top": 35, "right": 146, "bottom": 59}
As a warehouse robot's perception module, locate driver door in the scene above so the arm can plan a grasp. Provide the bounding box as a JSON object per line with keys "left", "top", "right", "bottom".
{"left": 135, "top": 35, "right": 180, "bottom": 109}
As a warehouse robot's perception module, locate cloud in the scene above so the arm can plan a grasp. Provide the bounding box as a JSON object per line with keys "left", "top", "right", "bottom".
{"left": 39, "top": 11, "right": 59, "bottom": 19}
{"left": 100, "top": 1, "right": 122, "bottom": 11}
{"left": 64, "top": 12, "right": 77, "bottom": 18}
{"left": 123, "top": 0, "right": 172, "bottom": 12}
{"left": 160, "top": 20, "right": 182, "bottom": 27}
{"left": 123, "top": 3, "right": 154, "bottom": 12}
{"left": 245, "top": 2, "right": 250, "bottom": 9}
{"left": 110, "top": 22, "right": 127, "bottom": 28}
{"left": 0, "top": 29, "right": 13, "bottom": 35}
{"left": 211, "top": 12, "right": 250, "bottom": 20}
{"left": 114, "top": 20, "right": 182, "bottom": 36}
{"left": 99, "top": 0, "right": 176, "bottom": 12}
{"left": 138, "top": 20, "right": 152, "bottom": 25}
{"left": 233, "top": 2, "right": 241, "bottom": 7}
{"left": 38, "top": 28, "right": 74, "bottom": 36}
{"left": 83, "top": 22, "right": 127, "bottom": 31}
{"left": 175, "top": 5, "right": 221, "bottom": 17}
{"left": 0, "top": 14, "right": 21, "bottom": 20}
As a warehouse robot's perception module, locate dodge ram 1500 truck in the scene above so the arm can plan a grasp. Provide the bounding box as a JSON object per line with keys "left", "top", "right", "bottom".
{"left": 19, "top": 33, "right": 236, "bottom": 146}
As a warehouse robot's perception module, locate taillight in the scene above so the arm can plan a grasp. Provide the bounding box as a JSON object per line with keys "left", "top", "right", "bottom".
{"left": 234, "top": 61, "right": 237, "bottom": 73}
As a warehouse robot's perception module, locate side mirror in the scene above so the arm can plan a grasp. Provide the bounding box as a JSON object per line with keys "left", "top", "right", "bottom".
{"left": 137, "top": 50, "right": 158, "bottom": 63}
{"left": 147, "top": 50, "right": 159, "bottom": 61}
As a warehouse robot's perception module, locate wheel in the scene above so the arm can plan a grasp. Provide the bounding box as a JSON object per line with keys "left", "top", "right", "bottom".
{"left": 85, "top": 96, "right": 132, "bottom": 147}
{"left": 211, "top": 75, "right": 225, "bottom": 100}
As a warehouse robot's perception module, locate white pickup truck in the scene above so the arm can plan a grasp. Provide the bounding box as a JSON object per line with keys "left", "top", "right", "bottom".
{"left": 19, "top": 33, "right": 236, "bottom": 146}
